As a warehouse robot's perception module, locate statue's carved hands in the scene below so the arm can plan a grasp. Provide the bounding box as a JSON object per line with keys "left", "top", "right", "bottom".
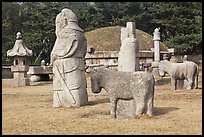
{"left": 51, "top": 53, "right": 58, "bottom": 63}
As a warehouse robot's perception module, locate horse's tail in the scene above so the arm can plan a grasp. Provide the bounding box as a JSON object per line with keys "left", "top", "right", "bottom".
{"left": 194, "top": 64, "right": 199, "bottom": 89}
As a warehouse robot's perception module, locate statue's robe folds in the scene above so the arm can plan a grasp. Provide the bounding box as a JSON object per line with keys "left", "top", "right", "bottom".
{"left": 51, "top": 27, "right": 88, "bottom": 108}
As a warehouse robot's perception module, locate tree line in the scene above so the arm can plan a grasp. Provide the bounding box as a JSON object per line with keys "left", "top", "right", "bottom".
{"left": 2, "top": 2, "right": 202, "bottom": 64}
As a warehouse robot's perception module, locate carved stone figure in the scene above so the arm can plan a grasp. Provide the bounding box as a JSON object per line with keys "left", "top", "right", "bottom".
{"left": 117, "top": 22, "right": 140, "bottom": 117}
{"left": 118, "top": 22, "right": 139, "bottom": 72}
{"left": 169, "top": 54, "right": 187, "bottom": 89}
{"left": 50, "top": 8, "right": 88, "bottom": 108}
{"left": 90, "top": 67, "right": 155, "bottom": 118}
{"left": 158, "top": 57, "right": 198, "bottom": 90}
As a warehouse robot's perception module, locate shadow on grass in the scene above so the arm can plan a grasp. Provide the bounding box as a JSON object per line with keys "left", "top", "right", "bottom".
{"left": 153, "top": 106, "right": 179, "bottom": 116}
{"left": 155, "top": 77, "right": 171, "bottom": 86}
{"left": 78, "top": 109, "right": 109, "bottom": 118}
{"left": 30, "top": 81, "right": 52, "bottom": 86}
{"left": 87, "top": 98, "right": 109, "bottom": 106}
{"left": 198, "top": 87, "right": 202, "bottom": 90}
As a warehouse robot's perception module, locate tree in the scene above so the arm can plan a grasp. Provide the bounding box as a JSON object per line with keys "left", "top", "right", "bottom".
{"left": 146, "top": 2, "right": 202, "bottom": 54}
{"left": 2, "top": 2, "right": 202, "bottom": 64}
{"left": 2, "top": 2, "right": 21, "bottom": 64}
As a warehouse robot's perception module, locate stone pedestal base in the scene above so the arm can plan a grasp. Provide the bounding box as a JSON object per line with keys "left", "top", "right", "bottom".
{"left": 12, "top": 77, "right": 30, "bottom": 88}
{"left": 116, "top": 99, "right": 135, "bottom": 118}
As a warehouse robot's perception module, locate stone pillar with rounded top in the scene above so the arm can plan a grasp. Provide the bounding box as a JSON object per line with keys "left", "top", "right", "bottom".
{"left": 151, "top": 28, "right": 161, "bottom": 79}
{"left": 7, "top": 32, "right": 33, "bottom": 87}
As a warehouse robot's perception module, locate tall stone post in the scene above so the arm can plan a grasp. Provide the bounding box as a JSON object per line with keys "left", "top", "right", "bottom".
{"left": 151, "top": 28, "right": 161, "bottom": 79}
{"left": 118, "top": 22, "right": 139, "bottom": 72}
{"left": 117, "top": 22, "right": 140, "bottom": 118}
{"left": 7, "top": 32, "right": 33, "bottom": 87}
{"left": 153, "top": 28, "right": 161, "bottom": 62}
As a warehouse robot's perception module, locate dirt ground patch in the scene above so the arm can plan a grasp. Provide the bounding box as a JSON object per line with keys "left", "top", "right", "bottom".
{"left": 2, "top": 67, "right": 202, "bottom": 135}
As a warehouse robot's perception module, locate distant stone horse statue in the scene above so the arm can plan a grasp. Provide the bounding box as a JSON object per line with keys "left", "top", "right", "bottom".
{"left": 158, "top": 60, "right": 198, "bottom": 90}
{"left": 90, "top": 67, "right": 155, "bottom": 118}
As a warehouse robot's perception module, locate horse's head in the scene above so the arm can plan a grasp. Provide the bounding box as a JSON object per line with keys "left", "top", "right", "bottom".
{"left": 90, "top": 68, "right": 102, "bottom": 93}
{"left": 158, "top": 60, "right": 167, "bottom": 77}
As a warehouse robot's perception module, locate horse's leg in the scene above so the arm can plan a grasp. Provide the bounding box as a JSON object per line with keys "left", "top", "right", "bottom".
{"left": 146, "top": 97, "right": 153, "bottom": 117}
{"left": 171, "top": 77, "right": 176, "bottom": 90}
{"left": 146, "top": 88, "right": 154, "bottom": 117}
{"left": 194, "top": 72, "right": 198, "bottom": 89}
{"left": 186, "top": 78, "right": 193, "bottom": 90}
{"left": 135, "top": 95, "right": 145, "bottom": 118}
{"left": 109, "top": 96, "right": 117, "bottom": 118}
{"left": 184, "top": 79, "right": 188, "bottom": 89}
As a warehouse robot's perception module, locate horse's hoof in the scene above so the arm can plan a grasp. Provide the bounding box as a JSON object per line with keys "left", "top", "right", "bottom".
{"left": 135, "top": 114, "right": 142, "bottom": 119}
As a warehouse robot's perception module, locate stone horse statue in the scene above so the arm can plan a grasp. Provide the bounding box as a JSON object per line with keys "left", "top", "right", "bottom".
{"left": 90, "top": 67, "right": 155, "bottom": 118}
{"left": 158, "top": 59, "right": 198, "bottom": 90}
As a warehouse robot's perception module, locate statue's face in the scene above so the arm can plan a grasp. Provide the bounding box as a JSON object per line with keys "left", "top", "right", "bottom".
{"left": 158, "top": 61, "right": 166, "bottom": 77}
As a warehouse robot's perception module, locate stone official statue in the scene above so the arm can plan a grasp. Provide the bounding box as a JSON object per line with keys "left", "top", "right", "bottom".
{"left": 50, "top": 8, "right": 88, "bottom": 107}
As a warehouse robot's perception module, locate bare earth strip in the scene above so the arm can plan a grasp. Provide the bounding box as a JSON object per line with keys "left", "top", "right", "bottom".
{"left": 2, "top": 67, "right": 202, "bottom": 135}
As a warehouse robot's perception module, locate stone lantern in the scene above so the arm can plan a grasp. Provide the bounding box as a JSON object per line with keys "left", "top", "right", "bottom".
{"left": 7, "top": 32, "right": 32, "bottom": 87}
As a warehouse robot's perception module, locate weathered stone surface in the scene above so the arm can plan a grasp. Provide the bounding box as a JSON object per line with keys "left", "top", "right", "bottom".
{"left": 163, "top": 53, "right": 169, "bottom": 60}
{"left": 30, "top": 75, "right": 41, "bottom": 82}
{"left": 158, "top": 57, "right": 198, "bottom": 90}
{"left": 116, "top": 99, "right": 135, "bottom": 118}
{"left": 90, "top": 67, "right": 155, "bottom": 118}
{"left": 118, "top": 22, "right": 139, "bottom": 72}
{"left": 169, "top": 54, "right": 187, "bottom": 89}
{"left": 117, "top": 22, "right": 140, "bottom": 117}
{"left": 27, "top": 66, "right": 52, "bottom": 82}
{"left": 51, "top": 8, "right": 88, "bottom": 108}
{"left": 7, "top": 32, "right": 32, "bottom": 57}
{"left": 151, "top": 28, "right": 161, "bottom": 79}
{"left": 7, "top": 32, "right": 32, "bottom": 87}
{"left": 12, "top": 77, "right": 30, "bottom": 87}
{"left": 153, "top": 27, "right": 160, "bottom": 62}
{"left": 27, "top": 66, "right": 52, "bottom": 75}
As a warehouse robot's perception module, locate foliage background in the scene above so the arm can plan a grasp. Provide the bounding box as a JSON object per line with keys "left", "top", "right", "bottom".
{"left": 2, "top": 2, "right": 202, "bottom": 64}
